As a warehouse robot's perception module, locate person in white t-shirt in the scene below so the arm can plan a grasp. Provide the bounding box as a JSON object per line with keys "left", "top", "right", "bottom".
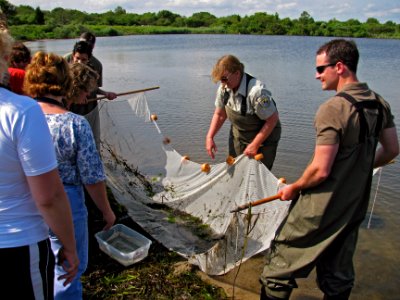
{"left": 0, "top": 30, "right": 79, "bottom": 299}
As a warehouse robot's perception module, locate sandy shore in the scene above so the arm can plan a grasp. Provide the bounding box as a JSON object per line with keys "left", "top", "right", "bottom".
{"left": 198, "top": 249, "right": 384, "bottom": 300}
{"left": 198, "top": 252, "right": 324, "bottom": 300}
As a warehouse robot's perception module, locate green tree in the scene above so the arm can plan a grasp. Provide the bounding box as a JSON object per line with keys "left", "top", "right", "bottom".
{"left": 270, "top": 22, "right": 287, "bottom": 35}
{"left": 46, "top": 8, "right": 89, "bottom": 26}
{"left": 114, "top": 6, "right": 126, "bottom": 15}
{"left": 299, "top": 11, "right": 313, "bottom": 24}
{"left": 241, "top": 12, "right": 278, "bottom": 34}
{"left": 172, "top": 16, "right": 186, "bottom": 27}
{"left": 186, "top": 12, "right": 216, "bottom": 27}
{"left": 12, "top": 5, "right": 35, "bottom": 25}
{"left": 47, "top": 7, "right": 71, "bottom": 25}
{"left": 214, "top": 14, "right": 241, "bottom": 33}
{"left": 124, "top": 13, "right": 141, "bottom": 26}
{"left": 366, "top": 17, "right": 380, "bottom": 25}
{"left": 0, "top": 0, "right": 16, "bottom": 25}
{"left": 140, "top": 12, "right": 157, "bottom": 25}
{"left": 289, "top": 11, "right": 314, "bottom": 35}
{"left": 34, "top": 6, "right": 44, "bottom": 25}
{"left": 216, "top": 14, "right": 241, "bottom": 27}
{"left": 72, "top": 10, "right": 92, "bottom": 25}
{"left": 112, "top": 12, "right": 140, "bottom": 26}
{"left": 102, "top": 10, "right": 117, "bottom": 25}
{"left": 0, "top": 0, "right": 16, "bottom": 17}
{"left": 279, "top": 17, "right": 294, "bottom": 34}
{"left": 156, "top": 10, "right": 179, "bottom": 26}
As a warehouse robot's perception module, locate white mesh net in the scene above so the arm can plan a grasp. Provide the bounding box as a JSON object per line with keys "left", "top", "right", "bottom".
{"left": 94, "top": 93, "right": 291, "bottom": 275}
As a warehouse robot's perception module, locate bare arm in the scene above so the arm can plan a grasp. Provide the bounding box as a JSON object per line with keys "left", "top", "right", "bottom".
{"left": 26, "top": 169, "right": 79, "bottom": 285}
{"left": 97, "top": 88, "right": 117, "bottom": 100}
{"left": 279, "top": 144, "right": 339, "bottom": 200}
{"left": 206, "top": 107, "right": 227, "bottom": 159}
{"left": 374, "top": 127, "right": 399, "bottom": 168}
{"left": 244, "top": 111, "right": 279, "bottom": 157}
{"left": 85, "top": 181, "right": 116, "bottom": 230}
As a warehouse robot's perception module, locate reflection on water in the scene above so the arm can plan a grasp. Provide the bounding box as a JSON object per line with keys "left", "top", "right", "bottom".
{"left": 27, "top": 35, "right": 400, "bottom": 298}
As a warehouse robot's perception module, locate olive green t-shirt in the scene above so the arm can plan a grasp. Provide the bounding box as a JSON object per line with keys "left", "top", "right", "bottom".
{"left": 315, "top": 82, "right": 395, "bottom": 146}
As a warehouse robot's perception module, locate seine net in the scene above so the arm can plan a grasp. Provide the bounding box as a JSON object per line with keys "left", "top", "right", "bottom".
{"left": 94, "top": 92, "right": 291, "bottom": 275}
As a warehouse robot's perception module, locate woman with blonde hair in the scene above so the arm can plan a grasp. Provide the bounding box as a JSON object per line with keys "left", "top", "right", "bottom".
{"left": 24, "top": 52, "right": 115, "bottom": 300}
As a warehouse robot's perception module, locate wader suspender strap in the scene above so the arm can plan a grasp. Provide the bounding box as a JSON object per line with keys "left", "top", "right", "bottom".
{"left": 336, "top": 92, "right": 384, "bottom": 143}
{"left": 240, "top": 73, "right": 254, "bottom": 116}
{"left": 223, "top": 89, "right": 229, "bottom": 106}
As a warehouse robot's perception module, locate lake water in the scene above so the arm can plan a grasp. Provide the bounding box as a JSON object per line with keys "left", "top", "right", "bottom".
{"left": 27, "top": 35, "right": 400, "bottom": 299}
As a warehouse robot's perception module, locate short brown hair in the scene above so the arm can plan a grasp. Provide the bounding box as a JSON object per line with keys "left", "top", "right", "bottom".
{"left": 9, "top": 42, "right": 31, "bottom": 67}
{"left": 67, "top": 63, "right": 99, "bottom": 105}
{"left": 72, "top": 41, "right": 92, "bottom": 58}
{"left": 80, "top": 32, "right": 96, "bottom": 47}
{"left": 211, "top": 54, "right": 244, "bottom": 83}
{"left": 24, "top": 51, "right": 72, "bottom": 98}
{"left": 317, "top": 39, "right": 359, "bottom": 73}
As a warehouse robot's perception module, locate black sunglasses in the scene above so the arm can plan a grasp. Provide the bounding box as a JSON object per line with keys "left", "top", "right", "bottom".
{"left": 316, "top": 63, "right": 336, "bottom": 74}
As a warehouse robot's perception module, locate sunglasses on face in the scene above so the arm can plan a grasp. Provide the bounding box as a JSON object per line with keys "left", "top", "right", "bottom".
{"left": 316, "top": 63, "right": 336, "bottom": 74}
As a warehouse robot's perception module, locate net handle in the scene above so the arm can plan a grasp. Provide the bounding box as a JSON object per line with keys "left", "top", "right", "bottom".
{"left": 230, "top": 193, "right": 281, "bottom": 213}
{"left": 87, "top": 86, "right": 160, "bottom": 102}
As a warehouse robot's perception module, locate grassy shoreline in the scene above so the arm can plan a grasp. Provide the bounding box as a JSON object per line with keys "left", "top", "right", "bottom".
{"left": 9, "top": 25, "right": 228, "bottom": 41}
{"left": 9, "top": 24, "right": 400, "bottom": 42}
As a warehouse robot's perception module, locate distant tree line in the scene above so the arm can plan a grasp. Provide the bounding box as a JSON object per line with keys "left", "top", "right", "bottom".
{"left": 1, "top": 0, "right": 399, "bottom": 40}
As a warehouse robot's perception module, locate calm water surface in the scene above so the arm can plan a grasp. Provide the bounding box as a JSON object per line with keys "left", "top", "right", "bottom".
{"left": 28, "top": 35, "right": 400, "bottom": 299}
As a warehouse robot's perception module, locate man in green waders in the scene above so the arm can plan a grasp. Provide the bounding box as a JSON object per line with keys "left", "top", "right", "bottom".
{"left": 259, "top": 39, "right": 399, "bottom": 299}
{"left": 206, "top": 54, "right": 281, "bottom": 169}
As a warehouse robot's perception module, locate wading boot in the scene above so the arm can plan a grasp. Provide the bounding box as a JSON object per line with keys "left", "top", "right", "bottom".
{"left": 323, "top": 288, "right": 352, "bottom": 300}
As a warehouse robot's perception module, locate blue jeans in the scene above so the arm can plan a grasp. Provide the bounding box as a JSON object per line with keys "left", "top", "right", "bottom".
{"left": 50, "top": 185, "right": 88, "bottom": 300}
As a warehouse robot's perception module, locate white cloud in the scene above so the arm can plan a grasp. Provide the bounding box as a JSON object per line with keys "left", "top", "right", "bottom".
{"left": 363, "top": 4, "right": 400, "bottom": 21}
{"left": 365, "top": 3, "right": 375, "bottom": 10}
{"left": 277, "top": 2, "right": 297, "bottom": 10}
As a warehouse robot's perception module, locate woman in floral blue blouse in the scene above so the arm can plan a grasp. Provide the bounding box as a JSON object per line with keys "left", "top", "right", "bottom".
{"left": 24, "top": 52, "right": 116, "bottom": 300}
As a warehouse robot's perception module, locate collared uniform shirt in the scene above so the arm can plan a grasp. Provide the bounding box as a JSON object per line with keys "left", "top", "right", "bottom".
{"left": 215, "top": 73, "right": 277, "bottom": 120}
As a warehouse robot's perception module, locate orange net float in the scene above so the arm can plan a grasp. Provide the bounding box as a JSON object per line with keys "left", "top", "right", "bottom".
{"left": 150, "top": 114, "right": 158, "bottom": 121}
{"left": 163, "top": 137, "right": 171, "bottom": 144}
{"left": 201, "top": 163, "right": 211, "bottom": 173}
{"left": 278, "top": 177, "right": 286, "bottom": 184}
{"left": 181, "top": 155, "right": 190, "bottom": 163}
{"left": 226, "top": 155, "right": 235, "bottom": 165}
{"left": 254, "top": 153, "right": 264, "bottom": 161}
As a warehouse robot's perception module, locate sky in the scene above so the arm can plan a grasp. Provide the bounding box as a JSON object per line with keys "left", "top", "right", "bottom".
{"left": 8, "top": 0, "right": 400, "bottom": 23}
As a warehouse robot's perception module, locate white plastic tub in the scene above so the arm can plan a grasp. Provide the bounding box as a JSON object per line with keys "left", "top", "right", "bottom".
{"left": 95, "top": 224, "right": 152, "bottom": 266}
